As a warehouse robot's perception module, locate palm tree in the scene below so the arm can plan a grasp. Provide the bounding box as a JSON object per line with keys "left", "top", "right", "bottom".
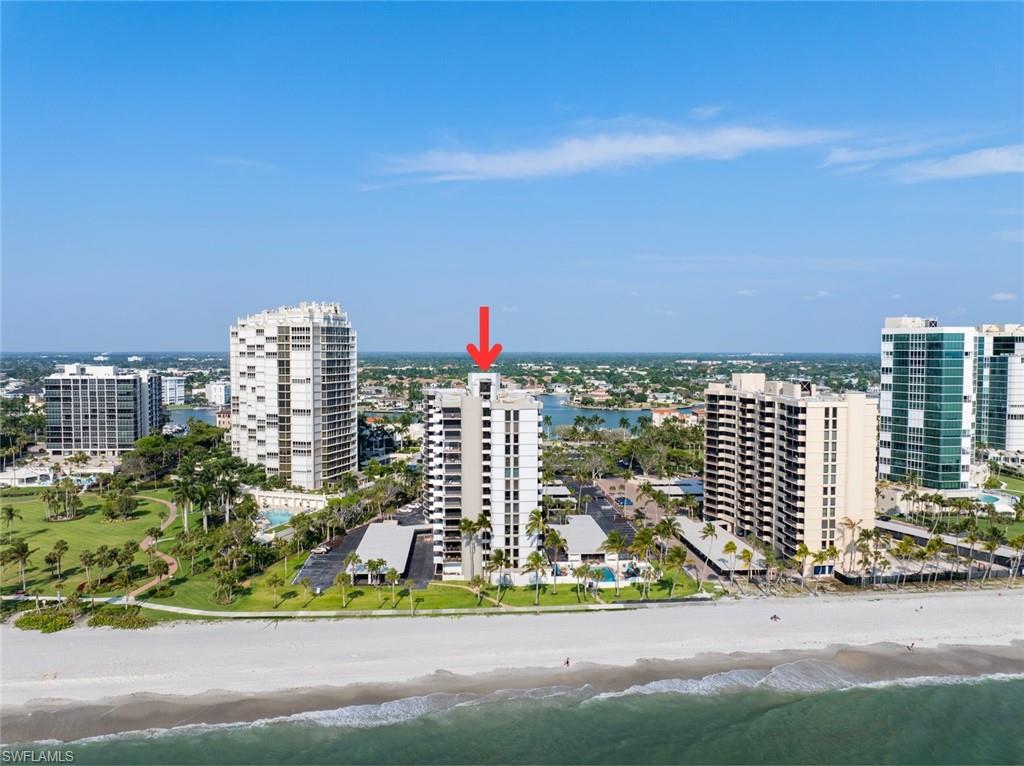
{"left": 171, "top": 475, "right": 194, "bottom": 534}
{"left": 697, "top": 522, "right": 718, "bottom": 589}
{"left": 722, "top": 540, "right": 737, "bottom": 584}
{"left": 334, "top": 571, "right": 352, "bottom": 607}
{"left": 739, "top": 548, "right": 754, "bottom": 589}
{"left": 386, "top": 567, "right": 400, "bottom": 607}
{"left": 545, "top": 529, "right": 565, "bottom": 594}
{"left": 524, "top": 551, "right": 547, "bottom": 605}
{"left": 600, "top": 530, "right": 627, "bottom": 595}
{"left": 794, "top": 542, "right": 811, "bottom": 580}
{"left": 572, "top": 562, "right": 590, "bottom": 601}
{"left": 8, "top": 539, "right": 32, "bottom": 591}
{"left": 468, "top": 574, "right": 487, "bottom": 606}
{"left": 2, "top": 506, "right": 22, "bottom": 543}
{"left": 367, "top": 558, "right": 386, "bottom": 604}
{"left": 51, "top": 539, "right": 69, "bottom": 581}
{"left": 218, "top": 475, "right": 241, "bottom": 526}
{"left": 268, "top": 572, "right": 285, "bottom": 607}
{"left": 964, "top": 530, "right": 980, "bottom": 585}
{"left": 526, "top": 508, "right": 548, "bottom": 546}
{"left": 665, "top": 545, "right": 687, "bottom": 597}
{"left": 459, "top": 517, "right": 481, "bottom": 580}
{"left": 654, "top": 516, "right": 682, "bottom": 562}
{"left": 984, "top": 529, "right": 1006, "bottom": 581}
{"left": 79, "top": 549, "right": 95, "bottom": 588}
{"left": 194, "top": 482, "right": 214, "bottom": 534}
{"left": 343, "top": 552, "right": 362, "bottom": 580}
{"left": 299, "top": 576, "right": 314, "bottom": 602}
{"left": 487, "top": 548, "right": 508, "bottom": 601}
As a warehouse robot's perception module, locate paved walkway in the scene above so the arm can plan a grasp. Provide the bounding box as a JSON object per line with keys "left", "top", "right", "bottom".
{"left": 129, "top": 495, "right": 179, "bottom": 598}
{"left": 2, "top": 592, "right": 712, "bottom": 619}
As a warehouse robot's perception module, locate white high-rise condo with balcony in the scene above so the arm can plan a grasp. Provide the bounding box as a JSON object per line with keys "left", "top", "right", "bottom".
{"left": 423, "top": 373, "right": 543, "bottom": 580}
{"left": 229, "top": 302, "right": 357, "bottom": 490}
{"left": 44, "top": 365, "right": 162, "bottom": 456}
{"left": 704, "top": 373, "right": 877, "bottom": 568}
{"left": 161, "top": 376, "right": 187, "bottom": 405}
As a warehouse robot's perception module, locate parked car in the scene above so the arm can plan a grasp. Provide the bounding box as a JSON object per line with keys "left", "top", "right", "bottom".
{"left": 311, "top": 545, "right": 329, "bottom": 555}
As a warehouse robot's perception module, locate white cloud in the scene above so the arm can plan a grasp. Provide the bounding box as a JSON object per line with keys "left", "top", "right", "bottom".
{"left": 500, "top": 305, "right": 520, "bottom": 313}
{"left": 804, "top": 290, "right": 833, "bottom": 300}
{"left": 689, "top": 105, "right": 723, "bottom": 120}
{"left": 735, "top": 288, "right": 758, "bottom": 296}
{"left": 385, "top": 124, "right": 839, "bottom": 182}
{"left": 990, "top": 292, "right": 1018, "bottom": 302}
{"left": 825, "top": 142, "right": 935, "bottom": 167}
{"left": 896, "top": 144, "right": 1024, "bottom": 183}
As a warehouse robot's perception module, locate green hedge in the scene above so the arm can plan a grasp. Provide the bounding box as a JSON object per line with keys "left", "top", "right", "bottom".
{"left": 15, "top": 610, "right": 74, "bottom": 633}
{"left": 88, "top": 605, "right": 155, "bottom": 630}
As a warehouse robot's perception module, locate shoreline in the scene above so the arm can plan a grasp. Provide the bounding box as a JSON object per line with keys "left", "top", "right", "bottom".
{"left": 4, "top": 644, "right": 1023, "bottom": 744}
{"left": 3, "top": 590, "right": 1023, "bottom": 743}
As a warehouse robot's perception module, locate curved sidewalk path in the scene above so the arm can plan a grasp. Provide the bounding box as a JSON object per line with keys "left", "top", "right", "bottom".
{"left": 128, "top": 495, "right": 179, "bottom": 598}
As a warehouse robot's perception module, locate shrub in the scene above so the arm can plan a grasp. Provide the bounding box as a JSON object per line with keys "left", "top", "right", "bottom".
{"left": 15, "top": 610, "right": 74, "bottom": 633}
{"left": 88, "top": 605, "right": 155, "bottom": 630}
{"left": 147, "top": 584, "right": 175, "bottom": 598}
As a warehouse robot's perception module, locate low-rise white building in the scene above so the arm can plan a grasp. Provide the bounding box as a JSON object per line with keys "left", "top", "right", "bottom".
{"left": 205, "top": 381, "right": 231, "bottom": 407}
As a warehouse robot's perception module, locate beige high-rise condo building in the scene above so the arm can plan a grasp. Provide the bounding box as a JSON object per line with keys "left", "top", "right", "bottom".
{"left": 229, "top": 302, "right": 357, "bottom": 490}
{"left": 703, "top": 373, "right": 877, "bottom": 567}
{"left": 423, "top": 373, "right": 542, "bottom": 579}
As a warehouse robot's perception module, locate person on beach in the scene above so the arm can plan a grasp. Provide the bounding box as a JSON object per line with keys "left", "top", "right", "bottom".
{"left": 906, "top": 643, "right": 915, "bottom": 652}
{"left": 770, "top": 614, "right": 780, "bottom": 622}
{"left": 565, "top": 657, "right": 571, "bottom": 667}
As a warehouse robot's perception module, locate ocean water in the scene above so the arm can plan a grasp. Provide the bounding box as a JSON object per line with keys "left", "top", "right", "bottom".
{"left": 45, "top": 662, "right": 1024, "bottom": 765}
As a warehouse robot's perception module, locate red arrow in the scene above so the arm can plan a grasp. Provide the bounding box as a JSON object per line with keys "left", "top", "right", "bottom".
{"left": 466, "top": 306, "right": 503, "bottom": 371}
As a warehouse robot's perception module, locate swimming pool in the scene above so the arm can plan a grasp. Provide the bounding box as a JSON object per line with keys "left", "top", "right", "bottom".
{"left": 259, "top": 509, "right": 295, "bottom": 527}
{"left": 977, "top": 493, "right": 1002, "bottom": 505}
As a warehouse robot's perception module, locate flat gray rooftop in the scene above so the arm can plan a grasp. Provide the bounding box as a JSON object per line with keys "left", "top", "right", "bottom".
{"left": 355, "top": 522, "right": 420, "bottom": 574}
{"left": 549, "top": 515, "right": 608, "bottom": 556}
{"left": 677, "top": 516, "right": 762, "bottom": 573}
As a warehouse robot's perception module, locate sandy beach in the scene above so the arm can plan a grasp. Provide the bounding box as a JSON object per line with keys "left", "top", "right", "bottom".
{"left": 2, "top": 589, "right": 1023, "bottom": 743}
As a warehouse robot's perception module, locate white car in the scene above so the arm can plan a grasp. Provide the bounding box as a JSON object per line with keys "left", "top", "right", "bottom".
{"left": 310, "top": 545, "right": 329, "bottom": 555}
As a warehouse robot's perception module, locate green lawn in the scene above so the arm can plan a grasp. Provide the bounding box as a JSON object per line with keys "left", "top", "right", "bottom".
{"left": 996, "top": 474, "right": 1024, "bottom": 496}
{"left": 918, "top": 513, "right": 1024, "bottom": 540}
{"left": 497, "top": 583, "right": 589, "bottom": 606}
{"left": 0, "top": 489, "right": 171, "bottom": 596}
{"left": 145, "top": 559, "right": 486, "bottom": 612}
{"left": 602, "top": 575, "right": 701, "bottom": 603}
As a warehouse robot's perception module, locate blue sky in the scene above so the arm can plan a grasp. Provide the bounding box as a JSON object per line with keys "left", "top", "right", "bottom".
{"left": 2, "top": 3, "right": 1022, "bottom": 353}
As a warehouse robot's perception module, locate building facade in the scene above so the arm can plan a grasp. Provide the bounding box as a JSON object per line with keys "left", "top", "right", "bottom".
{"left": 44, "top": 365, "right": 162, "bottom": 456}
{"left": 423, "top": 373, "right": 542, "bottom": 579}
{"left": 205, "top": 381, "right": 231, "bottom": 407}
{"left": 974, "top": 324, "right": 1024, "bottom": 454}
{"left": 880, "top": 318, "right": 1024, "bottom": 489}
{"left": 704, "top": 373, "right": 877, "bottom": 562}
{"left": 161, "top": 376, "right": 187, "bottom": 405}
{"left": 229, "top": 302, "right": 358, "bottom": 490}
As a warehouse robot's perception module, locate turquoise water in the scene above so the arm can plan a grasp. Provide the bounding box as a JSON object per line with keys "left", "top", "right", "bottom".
{"left": 48, "top": 671, "right": 1024, "bottom": 764}
{"left": 978, "top": 493, "right": 1002, "bottom": 504}
{"left": 259, "top": 509, "right": 294, "bottom": 527}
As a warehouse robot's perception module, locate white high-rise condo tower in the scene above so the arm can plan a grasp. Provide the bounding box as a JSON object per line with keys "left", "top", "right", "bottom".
{"left": 423, "top": 373, "right": 542, "bottom": 580}
{"left": 229, "top": 302, "right": 357, "bottom": 490}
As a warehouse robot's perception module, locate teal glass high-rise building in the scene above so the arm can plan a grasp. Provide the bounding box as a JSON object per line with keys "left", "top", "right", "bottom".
{"left": 880, "top": 318, "right": 1024, "bottom": 491}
